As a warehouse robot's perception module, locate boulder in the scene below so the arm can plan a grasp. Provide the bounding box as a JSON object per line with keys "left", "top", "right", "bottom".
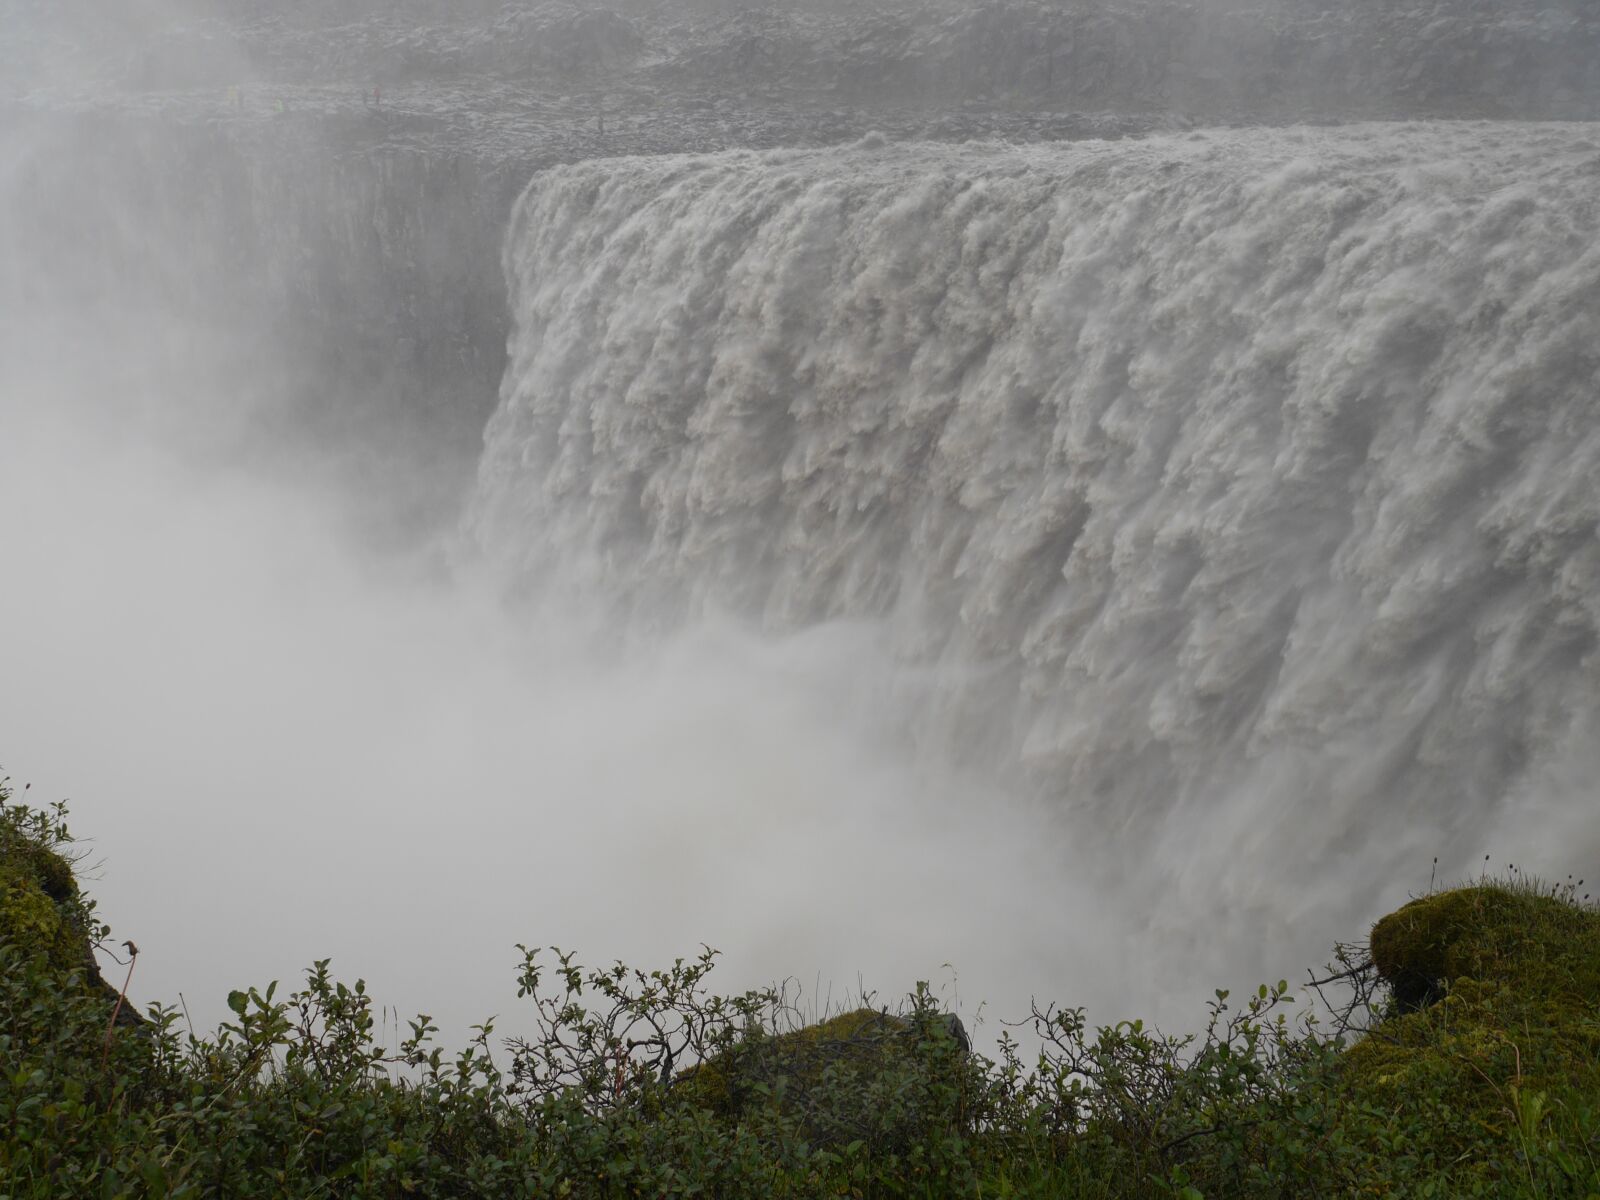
{"left": 674, "top": 1005, "right": 972, "bottom": 1149}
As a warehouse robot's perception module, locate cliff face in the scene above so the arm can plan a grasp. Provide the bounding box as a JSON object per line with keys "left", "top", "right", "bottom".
{"left": 2, "top": 109, "right": 522, "bottom": 537}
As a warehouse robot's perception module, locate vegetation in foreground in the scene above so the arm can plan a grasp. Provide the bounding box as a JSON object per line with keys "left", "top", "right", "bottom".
{"left": 3, "top": 777, "right": 1599, "bottom": 1198}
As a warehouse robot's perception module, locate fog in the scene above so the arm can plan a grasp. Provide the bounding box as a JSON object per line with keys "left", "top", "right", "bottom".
{"left": 4, "top": 0, "right": 1599, "bottom": 1051}
{"left": 0, "top": 152, "right": 1143, "bottom": 1040}
{"left": 0, "top": 338, "right": 1181, "bottom": 1047}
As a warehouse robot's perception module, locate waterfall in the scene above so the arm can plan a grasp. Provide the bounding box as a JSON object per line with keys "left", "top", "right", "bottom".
{"left": 475, "top": 123, "right": 1600, "bottom": 911}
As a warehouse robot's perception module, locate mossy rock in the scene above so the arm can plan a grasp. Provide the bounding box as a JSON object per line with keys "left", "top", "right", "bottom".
{"left": 1343, "top": 885, "right": 1600, "bottom": 1173}
{"left": 1369, "top": 885, "right": 1600, "bottom": 1011}
{"left": 674, "top": 1007, "right": 971, "bottom": 1146}
{"left": 0, "top": 810, "right": 90, "bottom": 973}
{"left": 0, "top": 788, "right": 137, "bottom": 1024}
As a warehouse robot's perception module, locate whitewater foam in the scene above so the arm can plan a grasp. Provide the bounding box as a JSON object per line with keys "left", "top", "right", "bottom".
{"left": 476, "top": 123, "right": 1600, "bottom": 930}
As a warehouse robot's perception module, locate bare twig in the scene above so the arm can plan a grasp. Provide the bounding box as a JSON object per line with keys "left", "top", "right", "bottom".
{"left": 101, "top": 940, "right": 139, "bottom": 1068}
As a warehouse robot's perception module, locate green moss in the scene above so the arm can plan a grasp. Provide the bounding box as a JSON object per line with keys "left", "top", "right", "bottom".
{"left": 1344, "top": 884, "right": 1600, "bottom": 1170}
{"left": 675, "top": 1008, "right": 895, "bottom": 1114}
{"left": 673, "top": 1006, "right": 968, "bottom": 1135}
{"left": 0, "top": 789, "right": 90, "bottom": 974}
{"left": 1368, "top": 885, "right": 1600, "bottom": 1010}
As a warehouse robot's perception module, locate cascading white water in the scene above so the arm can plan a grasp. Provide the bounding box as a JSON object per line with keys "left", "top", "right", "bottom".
{"left": 475, "top": 123, "right": 1600, "bottom": 926}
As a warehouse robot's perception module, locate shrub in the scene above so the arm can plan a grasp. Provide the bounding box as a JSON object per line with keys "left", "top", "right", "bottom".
{"left": 5, "top": 777, "right": 1600, "bottom": 1198}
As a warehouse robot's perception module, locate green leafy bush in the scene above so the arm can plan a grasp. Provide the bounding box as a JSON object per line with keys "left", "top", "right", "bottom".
{"left": 0, "top": 789, "right": 96, "bottom": 973}
{"left": 4, "top": 777, "right": 1599, "bottom": 1198}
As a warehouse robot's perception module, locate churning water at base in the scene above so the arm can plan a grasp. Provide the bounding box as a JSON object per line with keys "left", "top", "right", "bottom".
{"left": 476, "top": 123, "right": 1600, "bottom": 935}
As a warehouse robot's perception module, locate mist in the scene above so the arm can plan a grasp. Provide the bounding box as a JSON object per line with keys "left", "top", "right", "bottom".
{"left": 4, "top": 0, "right": 1599, "bottom": 1055}
{"left": 0, "top": 349, "right": 1175, "bottom": 1048}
